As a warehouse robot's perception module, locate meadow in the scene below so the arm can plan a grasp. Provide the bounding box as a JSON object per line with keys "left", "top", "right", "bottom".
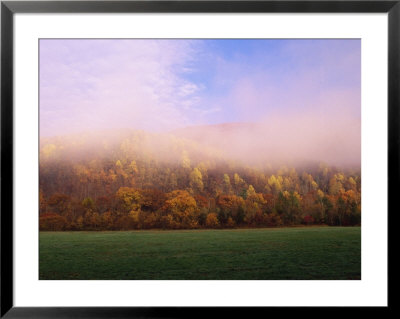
{"left": 39, "top": 226, "right": 361, "bottom": 280}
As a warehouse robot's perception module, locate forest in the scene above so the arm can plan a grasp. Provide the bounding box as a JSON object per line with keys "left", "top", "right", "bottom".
{"left": 39, "top": 128, "right": 361, "bottom": 231}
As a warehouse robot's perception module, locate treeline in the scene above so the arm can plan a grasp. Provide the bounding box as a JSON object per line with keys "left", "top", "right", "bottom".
{"left": 39, "top": 130, "right": 361, "bottom": 231}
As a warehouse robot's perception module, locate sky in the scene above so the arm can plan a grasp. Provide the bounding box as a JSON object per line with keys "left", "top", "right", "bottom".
{"left": 40, "top": 39, "right": 360, "bottom": 135}
{"left": 40, "top": 39, "right": 361, "bottom": 166}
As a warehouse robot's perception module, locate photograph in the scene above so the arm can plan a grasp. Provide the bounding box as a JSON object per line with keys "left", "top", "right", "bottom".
{"left": 38, "top": 38, "right": 361, "bottom": 280}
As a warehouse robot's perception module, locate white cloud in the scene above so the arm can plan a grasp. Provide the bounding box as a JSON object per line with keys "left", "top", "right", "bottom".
{"left": 40, "top": 39, "right": 203, "bottom": 136}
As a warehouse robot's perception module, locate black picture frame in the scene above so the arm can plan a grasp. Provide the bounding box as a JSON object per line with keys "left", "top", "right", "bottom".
{"left": 1, "top": 0, "right": 396, "bottom": 317}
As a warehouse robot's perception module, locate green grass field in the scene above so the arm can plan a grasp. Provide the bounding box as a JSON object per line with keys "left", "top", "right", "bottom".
{"left": 39, "top": 226, "right": 361, "bottom": 280}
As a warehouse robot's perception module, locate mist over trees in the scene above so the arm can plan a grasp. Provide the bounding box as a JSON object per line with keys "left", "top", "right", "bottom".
{"left": 39, "top": 40, "right": 361, "bottom": 231}
{"left": 39, "top": 127, "right": 361, "bottom": 231}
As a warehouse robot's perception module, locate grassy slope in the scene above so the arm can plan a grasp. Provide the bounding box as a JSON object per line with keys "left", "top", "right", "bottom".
{"left": 39, "top": 227, "right": 361, "bottom": 280}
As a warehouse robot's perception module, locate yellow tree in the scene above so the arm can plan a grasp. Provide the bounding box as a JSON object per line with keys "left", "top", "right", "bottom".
{"left": 190, "top": 167, "right": 204, "bottom": 193}
{"left": 328, "top": 175, "right": 344, "bottom": 195}
{"left": 127, "top": 160, "right": 138, "bottom": 174}
{"left": 246, "top": 185, "right": 256, "bottom": 198}
{"left": 115, "top": 187, "right": 142, "bottom": 213}
{"left": 181, "top": 150, "right": 191, "bottom": 169}
{"left": 268, "top": 175, "right": 282, "bottom": 194}
{"left": 163, "top": 190, "right": 198, "bottom": 228}
{"left": 205, "top": 213, "right": 220, "bottom": 228}
{"left": 223, "top": 174, "right": 232, "bottom": 194}
{"left": 233, "top": 173, "right": 246, "bottom": 194}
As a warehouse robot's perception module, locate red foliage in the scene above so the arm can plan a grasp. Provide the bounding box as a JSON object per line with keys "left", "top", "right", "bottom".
{"left": 39, "top": 212, "right": 67, "bottom": 231}
{"left": 140, "top": 189, "right": 166, "bottom": 212}
{"left": 194, "top": 195, "right": 209, "bottom": 208}
{"left": 303, "top": 215, "right": 315, "bottom": 225}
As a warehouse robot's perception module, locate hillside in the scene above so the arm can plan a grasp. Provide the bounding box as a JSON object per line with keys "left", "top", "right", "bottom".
{"left": 39, "top": 125, "right": 361, "bottom": 231}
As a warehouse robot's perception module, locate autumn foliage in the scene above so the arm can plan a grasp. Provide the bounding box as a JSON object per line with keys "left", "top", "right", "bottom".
{"left": 39, "top": 131, "right": 361, "bottom": 231}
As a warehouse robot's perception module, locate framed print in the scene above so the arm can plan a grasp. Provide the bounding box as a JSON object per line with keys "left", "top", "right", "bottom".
{"left": 1, "top": 0, "right": 396, "bottom": 317}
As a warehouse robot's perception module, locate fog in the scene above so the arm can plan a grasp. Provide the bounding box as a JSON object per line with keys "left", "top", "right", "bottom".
{"left": 171, "top": 104, "right": 360, "bottom": 167}
{"left": 40, "top": 39, "right": 360, "bottom": 168}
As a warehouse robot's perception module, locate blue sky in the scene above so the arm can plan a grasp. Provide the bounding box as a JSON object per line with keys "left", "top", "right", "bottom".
{"left": 180, "top": 39, "right": 360, "bottom": 125}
